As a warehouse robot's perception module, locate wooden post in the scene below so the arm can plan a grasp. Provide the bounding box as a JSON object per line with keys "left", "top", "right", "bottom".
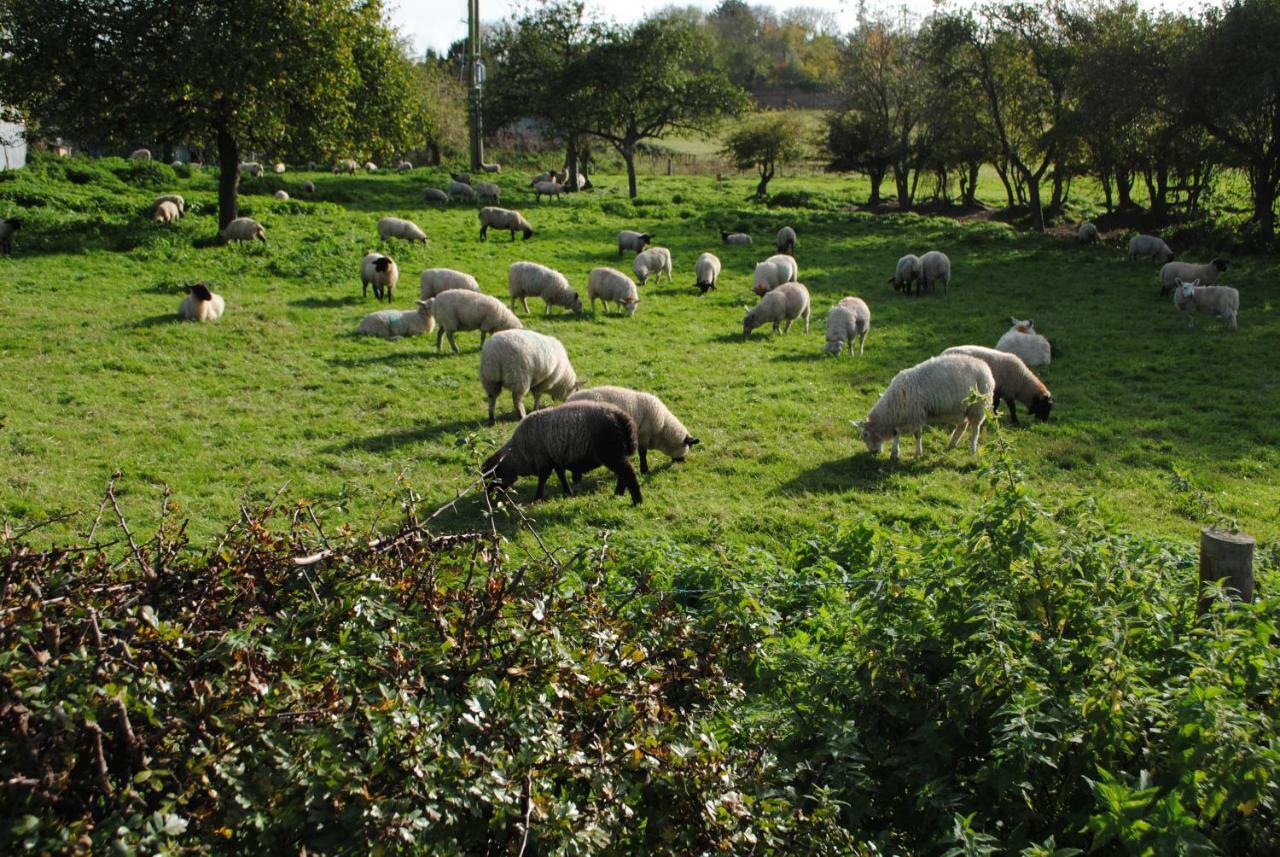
{"left": 1198, "top": 527, "right": 1255, "bottom": 615}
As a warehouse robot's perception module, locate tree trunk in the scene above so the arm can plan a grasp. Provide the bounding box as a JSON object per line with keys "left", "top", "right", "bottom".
{"left": 622, "top": 144, "right": 638, "bottom": 199}
{"left": 994, "top": 161, "right": 1015, "bottom": 210}
{"left": 963, "top": 161, "right": 980, "bottom": 207}
{"left": 867, "top": 168, "right": 885, "bottom": 205}
{"left": 1253, "top": 174, "right": 1276, "bottom": 240}
{"left": 755, "top": 163, "right": 774, "bottom": 198}
{"left": 1116, "top": 166, "right": 1136, "bottom": 210}
{"left": 565, "top": 134, "right": 579, "bottom": 193}
{"left": 893, "top": 163, "right": 912, "bottom": 211}
{"left": 215, "top": 123, "right": 240, "bottom": 231}
{"left": 1049, "top": 164, "right": 1066, "bottom": 211}
{"left": 1100, "top": 169, "right": 1113, "bottom": 212}
{"left": 1018, "top": 161, "right": 1045, "bottom": 232}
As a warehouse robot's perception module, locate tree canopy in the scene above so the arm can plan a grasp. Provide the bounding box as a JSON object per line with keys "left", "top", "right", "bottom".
{"left": 723, "top": 114, "right": 810, "bottom": 198}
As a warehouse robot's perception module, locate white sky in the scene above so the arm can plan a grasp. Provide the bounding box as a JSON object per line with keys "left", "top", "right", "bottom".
{"left": 388, "top": 0, "right": 1214, "bottom": 58}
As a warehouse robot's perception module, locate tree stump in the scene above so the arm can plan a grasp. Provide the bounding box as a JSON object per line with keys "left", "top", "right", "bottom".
{"left": 1197, "top": 527, "right": 1255, "bottom": 615}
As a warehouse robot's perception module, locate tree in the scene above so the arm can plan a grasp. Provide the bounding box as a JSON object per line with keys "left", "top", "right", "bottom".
{"left": 825, "top": 110, "right": 894, "bottom": 204}
{"left": 723, "top": 114, "right": 809, "bottom": 198}
{"left": 707, "top": 0, "right": 768, "bottom": 88}
{"left": 0, "top": 0, "right": 423, "bottom": 230}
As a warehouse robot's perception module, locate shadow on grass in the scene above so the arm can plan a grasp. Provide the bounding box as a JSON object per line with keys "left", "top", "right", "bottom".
{"left": 327, "top": 349, "right": 442, "bottom": 368}
{"left": 291, "top": 295, "right": 365, "bottom": 309}
{"left": 776, "top": 451, "right": 949, "bottom": 495}
{"left": 771, "top": 351, "right": 830, "bottom": 363}
{"left": 324, "top": 417, "right": 484, "bottom": 453}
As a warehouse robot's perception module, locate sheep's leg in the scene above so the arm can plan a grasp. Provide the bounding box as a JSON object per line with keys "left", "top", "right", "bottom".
{"left": 447, "top": 331, "right": 460, "bottom": 354}
{"left": 857, "top": 332, "right": 866, "bottom": 355}
{"left": 484, "top": 381, "right": 502, "bottom": 426}
{"left": 363, "top": 281, "right": 369, "bottom": 299}
{"left": 532, "top": 392, "right": 543, "bottom": 411}
{"left": 639, "top": 447, "right": 649, "bottom": 474}
{"left": 479, "top": 225, "right": 488, "bottom": 241}
{"left": 1005, "top": 399, "right": 1020, "bottom": 425}
{"left": 947, "top": 418, "right": 969, "bottom": 450}
{"left": 889, "top": 434, "right": 901, "bottom": 463}
{"left": 520, "top": 297, "right": 530, "bottom": 314}
{"left": 969, "top": 411, "right": 986, "bottom": 453}
{"left": 556, "top": 468, "right": 573, "bottom": 496}
{"left": 782, "top": 319, "right": 793, "bottom": 334}
{"left": 535, "top": 469, "right": 551, "bottom": 500}
{"left": 610, "top": 459, "right": 643, "bottom": 505}
{"left": 913, "top": 431, "right": 923, "bottom": 458}
{"left": 436, "top": 329, "right": 445, "bottom": 353}
{"left": 803, "top": 310, "right": 810, "bottom": 334}
{"left": 513, "top": 391, "right": 527, "bottom": 421}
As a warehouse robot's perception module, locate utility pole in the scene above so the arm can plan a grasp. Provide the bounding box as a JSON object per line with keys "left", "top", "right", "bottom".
{"left": 467, "top": 0, "right": 485, "bottom": 172}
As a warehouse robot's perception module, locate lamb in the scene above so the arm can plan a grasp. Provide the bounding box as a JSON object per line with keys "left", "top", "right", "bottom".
{"left": 0, "top": 217, "right": 21, "bottom": 254}
{"left": 587, "top": 267, "right": 641, "bottom": 316}
{"left": 479, "top": 206, "right": 533, "bottom": 241}
{"left": 632, "top": 247, "right": 673, "bottom": 285}
{"left": 617, "top": 230, "right": 654, "bottom": 256}
{"left": 888, "top": 254, "right": 922, "bottom": 294}
{"left": 153, "top": 200, "right": 181, "bottom": 225}
{"left": 360, "top": 253, "right": 399, "bottom": 302}
{"left": 1159, "top": 258, "right": 1228, "bottom": 296}
{"left": 333, "top": 159, "right": 358, "bottom": 174}
{"left": 239, "top": 162, "right": 263, "bottom": 178}
{"left": 482, "top": 401, "right": 642, "bottom": 505}
{"left": 693, "top": 252, "right": 721, "bottom": 294}
{"left": 302, "top": 181, "right": 316, "bottom": 193}
{"left": 273, "top": 163, "right": 286, "bottom": 174}
{"left": 273, "top": 190, "right": 289, "bottom": 201}
{"left": 364, "top": 161, "right": 378, "bottom": 172}
{"left": 776, "top": 225, "right": 797, "bottom": 256}
{"left": 1128, "top": 234, "right": 1174, "bottom": 263}
{"left": 508, "top": 261, "right": 582, "bottom": 314}
{"left": 481, "top": 163, "right": 502, "bottom": 174}
{"left": 479, "top": 329, "right": 579, "bottom": 423}
{"left": 420, "top": 268, "right": 482, "bottom": 299}
{"left": 220, "top": 217, "right": 266, "bottom": 244}
{"left": 448, "top": 180, "right": 475, "bottom": 201}
{"left": 377, "top": 216, "right": 427, "bottom": 243}
{"left": 567, "top": 386, "right": 698, "bottom": 475}
{"left": 1173, "top": 278, "right": 1239, "bottom": 331}
{"left": 129, "top": 148, "right": 151, "bottom": 160}
{"left": 475, "top": 181, "right": 501, "bottom": 203}
{"left": 1078, "top": 222, "right": 1099, "bottom": 244}
{"left": 356, "top": 301, "right": 435, "bottom": 339}
{"left": 424, "top": 289, "right": 523, "bottom": 353}
{"left": 743, "top": 282, "right": 811, "bottom": 338}
{"left": 919, "top": 250, "right": 952, "bottom": 294}
{"left": 825, "top": 297, "right": 871, "bottom": 357}
{"left": 422, "top": 188, "right": 449, "bottom": 204}
{"left": 752, "top": 254, "right": 799, "bottom": 295}
{"left": 153, "top": 194, "right": 185, "bottom": 217}
{"left": 995, "top": 319, "right": 1051, "bottom": 368}
{"left": 397, "top": 161, "right": 413, "bottom": 172}
{"left": 533, "top": 180, "right": 563, "bottom": 202}
{"left": 942, "top": 345, "right": 1054, "bottom": 424}
{"left": 176, "top": 283, "right": 225, "bottom": 322}
{"left": 721, "top": 230, "right": 751, "bottom": 246}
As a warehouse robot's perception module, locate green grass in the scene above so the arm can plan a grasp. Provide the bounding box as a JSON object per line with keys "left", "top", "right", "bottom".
{"left": 1, "top": 155, "right": 1277, "bottom": 554}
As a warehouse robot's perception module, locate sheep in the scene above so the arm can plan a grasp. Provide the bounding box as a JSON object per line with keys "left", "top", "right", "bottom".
{"left": 356, "top": 301, "right": 435, "bottom": 339}
{"left": 825, "top": 297, "right": 871, "bottom": 357}
{"left": 129, "top": 148, "right": 151, "bottom": 160}
{"left": 533, "top": 180, "right": 563, "bottom": 202}
{"left": 721, "top": 230, "right": 752, "bottom": 246}
{"left": 273, "top": 163, "right": 286, "bottom": 174}
{"left": 447, "top": 180, "right": 475, "bottom": 202}
{"left": 995, "top": 319, "right": 1051, "bottom": 368}
{"left": 617, "top": 230, "right": 654, "bottom": 256}
{"left": 919, "top": 250, "right": 952, "bottom": 294}
{"left": 530, "top": 171, "right": 554, "bottom": 185}
{"left": 420, "top": 268, "right": 482, "bottom": 299}
{"left": 1173, "top": 278, "right": 1239, "bottom": 331}
{"left": 743, "top": 282, "right": 811, "bottom": 338}
{"left": 776, "top": 225, "right": 797, "bottom": 256}
{"left": 239, "top": 162, "right": 263, "bottom": 178}
{"left": 633, "top": 247, "right": 673, "bottom": 285}
{"left": 273, "top": 190, "right": 289, "bottom": 201}
{"left": 425, "top": 289, "right": 523, "bottom": 353}
{"left": 942, "top": 345, "right": 1054, "bottom": 424}
{"left": 397, "top": 161, "right": 413, "bottom": 172}
{"left": 888, "top": 254, "right": 922, "bottom": 294}
{"left": 360, "top": 252, "right": 399, "bottom": 302}
{"left": 153, "top": 194, "right": 185, "bottom": 217}
{"left": 481, "top": 163, "right": 501, "bottom": 174}
{"left": 169, "top": 160, "right": 182, "bottom": 168}
{"left": 693, "top": 252, "right": 721, "bottom": 294}
{"left": 474, "top": 181, "right": 501, "bottom": 203}
{"left": 479, "top": 329, "right": 579, "bottom": 424}
{"left": 220, "top": 217, "right": 266, "bottom": 244}
{"left": 482, "top": 401, "right": 642, "bottom": 505}
{"left": 153, "top": 200, "right": 181, "bottom": 225}
{"left": 333, "top": 159, "right": 358, "bottom": 174}
{"left": 1128, "top": 234, "right": 1174, "bottom": 263}
{"left": 567, "top": 386, "right": 698, "bottom": 475}
{"left": 176, "top": 283, "right": 225, "bottom": 322}
{"left": 855, "top": 354, "right": 995, "bottom": 462}
{"left": 422, "top": 188, "right": 449, "bottom": 204}
{"left": 508, "top": 261, "right": 582, "bottom": 315}
{"left": 587, "top": 267, "right": 640, "bottom": 316}
{"left": 1159, "top": 258, "right": 1228, "bottom": 296}
{"left": 364, "top": 161, "right": 378, "bottom": 172}
{"left": 0, "top": 217, "right": 21, "bottom": 254}
{"left": 752, "top": 254, "right": 799, "bottom": 295}
{"left": 479, "top": 207, "right": 533, "bottom": 242}
{"left": 452, "top": 172, "right": 472, "bottom": 185}
{"left": 1078, "top": 222, "right": 1099, "bottom": 244}
{"left": 377, "top": 216, "right": 427, "bottom": 243}
{"left": 302, "top": 180, "right": 316, "bottom": 193}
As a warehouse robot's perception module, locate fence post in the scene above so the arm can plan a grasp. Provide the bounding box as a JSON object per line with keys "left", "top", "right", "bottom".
{"left": 1197, "top": 526, "right": 1255, "bottom": 615}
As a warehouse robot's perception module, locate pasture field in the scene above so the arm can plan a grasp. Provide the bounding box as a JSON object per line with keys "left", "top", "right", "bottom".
{"left": 0, "top": 155, "right": 1277, "bottom": 554}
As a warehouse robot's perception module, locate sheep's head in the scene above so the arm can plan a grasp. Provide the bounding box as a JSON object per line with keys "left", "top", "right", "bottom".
{"left": 621, "top": 297, "right": 639, "bottom": 317}
{"left": 662, "top": 434, "right": 700, "bottom": 462}
{"left": 825, "top": 338, "right": 844, "bottom": 357}
{"left": 742, "top": 306, "right": 760, "bottom": 338}
{"left": 1212, "top": 258, "right": 1229, "bottom": 272}
{"left": 567, "top": 291, "right": 583, "bottom": 314}
{"left": 1028, "top": 393, "right": 1055, "bottom": 422}
{"left": 374, "top": 256, "right": 393, "bottom": 274}
{"left": 4, "top": 217, "right": 22, "bottom": 230}
{"left": 1011, "top": 318, "right": 1034, "bottom": 334}
{"left": 1174, "top": 278, "right": 1199, "bottom": 301}
{"left": 482, "top": 450, "right": 517, "bottom": 492}
{"left": 853, "top": 419, "right": 888, "bottom": 454}
{"left": 521, "top": 226, "right": 534, "bottom": 241}
{"left": 188, "top": 283, "right": 214, "bottom": 302}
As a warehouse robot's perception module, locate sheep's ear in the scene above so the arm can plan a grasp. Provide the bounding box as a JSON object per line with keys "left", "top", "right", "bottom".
{"left": 852, "top": 420, "right": 867, "bottom": 431}
{"left": 1191, "top": 279, "right": 1201, "bottom": 288}
{"left": 416, "top": 299, "right": 430, "bottom": 309}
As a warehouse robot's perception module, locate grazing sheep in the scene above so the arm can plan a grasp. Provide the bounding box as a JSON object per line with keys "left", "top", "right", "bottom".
{"left": 533, "top": 180, "right": 563, "bottom": 202}
{"left": 273, "top": 163, "right": 286, "bottom": 174}
{"left": 721, "top": 230, "right": 752, "bottom": 246}
{"left": 856, "top": 354, "right": 995, "bottom": 462}
{"left": 422, "top": 188, "right": 449, "bottom": 204}
{"left": 0, "top": 217, "right": 21, "bottom": 254}
{"left": 632, "top": 247, "right": 673, "bottom": 285}
{"left": 425, "top": 289, "right": 523, "bottom": 353}
{"left": 333, "top": 159, "right": 359, "bottom": 174}
{"left": 567, "top": 386, "right": 698, "bottom": 475}
{"left": 1173, "top": 278, "right": 1239, "bottom": 331}
{"left": 176, "top": 283, "right": 225, "bottom": 322}
{"left": 479, "top": 206, "right": 533, "bottom": 241}
{"left": 356, "top": 301, "right": 435, "bottom": 339}
{"left": 888, "top": 254, "right": 922, "bottom": 294}
{"left": 479, "top": 329, "right": 579, "bottom": 423}
{"left": 482, "top": 163, "right": 502, "bottom": 174}
{"left": 153, "top": 194, "right": 185, "bottom": 217}
{"left": 360, "top": 252, "right": 399, "bottom": 302}
{"left": 377, "top": 216, "right": 427, "bottom": 243}
{"left": 776, "top": 225, "right": 797, "bottom": 255}
{"left": 825, "top": 297, "right": 871, "bottom": 357}
{"left": 420, "top": 268, "right": 482, "bottom": 299}
{"left": 447, "top": 180, "right": 475, "bottom": 202}
{"left": 508, "top": 261, "right": 582, "bottom": 314}
{"left": 943, "top": 344, "right": 1054, "bottom": 424}
{"left": 482, "top": 401, "right": 642, "bottom": 505}
{"left": 1078, "top": 222, "right": 1099, "bottom": 244}
{"left": 397, "top": 161, "right": 413, "bottom": 172}
{"left": 617, "top": 230, "right": 654, "bottom": 256}
{"left": 153, "top": 200, "right": 181, "bottom": 225}
{"left": 129, "top": 148, "right": 152, "bottom": 160}
{"left": 752, "top": 254, "right": 799, "bottom": 296}
{"left": 1159, "top": 258, "right": 1229, "bottom": 296}
{"left": 743, "top": 282, "right": 811, "bottom": 338}
{"left": 995, "top": 319, "right": 1051, "bottom": 368}
{"left": 474, "top": 181, "right": 501, "bottom": 203}
{"left": 364, "top": 161, "right": 378, "bottom": 172}
{"left": 1128, "top": 234, "right": 1174, "bottom": 263}
{"left": 920, "top": 250, "right": 952, "bottom": 294}
{"left": 302, "top": 180, "right": 316, "bottom": 193}
{"left": 452, "top": 172, "right": 472, "bottom": 185}
{"left": 587, "top": 267, "right": 641, "bottom": 316}
{"left": 693, "top": 252, "right": 721, "bottom": 294}
{"left": 220, "top": 217, "right": 266, "bottom": 244}
{"left": 239, "top": 162, "right": 263, "bottom": 178}
{"left": 273, "top": 190, "right": 289, "bottom": 201}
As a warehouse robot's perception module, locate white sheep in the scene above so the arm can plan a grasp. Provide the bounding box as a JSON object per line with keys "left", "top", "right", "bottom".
{"left": 273, "top": 163, "right": 286, "bottom": 174}
{"left": 776, "top": 225, "right": 797, "bottom": 255}
{"left": 220, "top": 217, "right": 266, "bottom": 244}
{"left": 479, "top": 329, "right": 579, "bottom": 424}
{"left": 1078, "top": 222, "right": 1099, "bottom": 244}
{"left": 942, "top": 345, "right": 1054, "bottom": 424}
{"left": 422, "top": 188, "right": 449, "bottom": 204}
{"left": 377, "top": 216, "right": 427, "bottom": 243}
{"left": 1159, "top": 259, "right": 1228, "bottom": 296}
{"left": 153, "top": 200, "right": 181, "bottom": 225}
{"left": 825, "top": 297, "right": 871, "bottom": 357}
{"left": 1128, "top": 234, "right": 1174, "bottom": 262}
{"left": 333, "top": 159, "right": 358, "bottom": 174}
{"left": 153, "top": 194, "right": 185, "bottom": 217}
{"left": 447, "top": 180, "right": 475, "bottom": 202}
{"left": 617, "top": 230, "right": 655, "bottom": 256}
{"left": 633, "top": 247, "right": 673, "bottom": 285}
{"left": 743, "top": 282, "right": 811, "bottom": 337}
{"left": 920, "top": 250, "right": 951, "bottom": 294}
{"left": 420, "top": 268, "right": 482, "bottom": 299}
{"left": 239, "top": 162, "right": 263, "bottom": 178}
{"left": 475, "top": 181, "right": 501, "bottom": 203}
{"left": 1173, "top": 278, "right": 1239, "bottom": 331}
{"left": 453, "top": 172, "right": 472, "bottom": 185}
{"left": 720, "top": 230, "right": 751, "bottom": 246}
{"left": 176, "top": 283, "right": 225, "bottom": 322}
{"left": 856, "top": 354, "right": 996, "bottom": 462}
{"left": 752, "top": 254, "right": 799, "bottom": 295}
{"left": 356, "top": 301, "right": 435, "bottom": 339}
{"left": 481, "top": 163, "right": 502, "bottom": 174}
{"left": 364, "top": 161, "right": 378, "bottom": 172}
{"left": 273, "top": 190, "right": 289, "bottom": 201}
{"left": 360, "top": 252, "right": 399, "bottom": 302}
{"left": 888, "top": 254, "right": 922, "bottom": 293}
{"left": 587, "top": 267, "right": 641, "bottom": 316}
{"left": 508, "top": 261, "right": 582, "bottom": 314}
{"left": 567, "top": 386, "right": 698, "bottom": 474}
{"left": 424, "top": 289, "right": 523, "bottom": 353}
{"left": 397, "top": 161, "right": 413, "bottom": 172}
{"left": 995, "top": 319, "right": 1051, "bottom": 368}
{"left": 533, "top": 180, "right": 563, "bottom": 202}
{"left": 302, "top": 180, "right": 316, "bottom": 193}
{"left": 693, "top": 252, "right": 721, "bottom": 294}
{"left": 129, "top": 148, "right": 151, "bottom": 160}
{"left": 479, "top": 207, "right": 533, "bottom": 241}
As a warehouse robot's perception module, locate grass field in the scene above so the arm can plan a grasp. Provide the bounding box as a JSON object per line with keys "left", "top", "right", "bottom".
{"left": 1, "top": 156, "right": 1277, "bottom": 554}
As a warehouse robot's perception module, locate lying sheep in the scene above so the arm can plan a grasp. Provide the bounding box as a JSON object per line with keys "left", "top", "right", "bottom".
{"left": 425, "top": 289, "right": 523, "bottom": 353}
{"left": 1078, "top": 222, "right": 1099, "bottom": 244}
{"left": 533, "top": 180, "right": 563, "bottom": 202}
{"left": 482, "top": 401, "right": 642, "bottom": 505}
{"left": 422, "top": 188, "right": 449, "bottom": 204}
{"left": 364, "top": 161, "right": 378, "bottom": 172}
{"left": 1128, "top": 234, "right": 1174, "bottom": 263}
{"left": 302, "top": 180, "right": 316, "bottom": 193}
{"left": 356, "top": 301, "right": 435, "bottom": 339}
{"left": 1159, "top": 258, "right": 1228, "bottom": 296}
{"left": 753, "top": 254, "right": 799, "bottom": 295}
{"left": 479, "top": 329, "right": 579, "bottom": 423}
{"left": 587, "top": 267, "right": 640, "bottom": 316}
{"left": 129, "top": 148, "right": 151, "bottom": 160}
{"left": 448, "top": 180, "right": 475, "bottom": 202}
{"left": 333, "top": 159, "right": 358, "bottom": 174}
{"left": 856, "top": 355, "right": 995, "bottom": 462}
{"left": 273, "top": 190, "right": 289, "bottom": 201}
{"left": 776, "top": 225, "right": 797, "bottom": 256}
{"left": 0, "top": 217, "right": 21, "bottom": 254}
{"left": 943, "top": 344, "right": 1054, "bottom": 424}
{"left": 508, "top": 261, "right": 582, "bottom": 314}
{"left": 1173, "top": 278, "right": 1239, "bottom": 331}
{"left": 220, "top": 217, "right": 266, "bottom": 244}
{"left": 995, "top": 319, "right": 1051, "bottom": 368}
{"left": 744, "top": 282, "right": 811, "bottom": 338}
{"left": 721, "top": 230, "right": 751, "bottom": 246}
{"left": 360, "top": 253, "right": 399, "bottom": 302}
{"left": 920, "top": 250, "right": 951, "bottom": 294}
{"left": 239, "top": 162, "right": 263, "bottom": 178}
{"left": 377, "top": 216, "right": 427, "bottom": 243}
{"left": 397, "top": 161, "right": 413, "bottom": 172}
{"left": 479, "top": 207, "right": 533, "bottom": 241}
{"left": 617, "top": 230, "right": 654, "bottom": 256}
{"left": 420, "top": 268, "right": 482, "bottom": 299}
{"left": 633, "top": 247, "right": 673, "bottom": 285}
{"left": 693, "top": 252, "right": 721, "bottom": 294}
{"left": 568, "top": 386, "right": 698, "bottom": 474}
{"left": 825, "top": 297, "right": 871, "bottom": 357}
{"left": 475, "top": 181, "right": 501, "bottom": 203}
{"left": 273, "top": 163, "right": 286, "bottom": 174}
{"left": 153, "top": 200, "right": 181, "bottom": 225}
{"left": 888, "top": 254, "right": 922, "bottom": 294}
{"left": 177, "top": 283, "right": 225, "bottom": 322}
{"left": 153, "top": 194, "right": 185, "bottom": 217}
